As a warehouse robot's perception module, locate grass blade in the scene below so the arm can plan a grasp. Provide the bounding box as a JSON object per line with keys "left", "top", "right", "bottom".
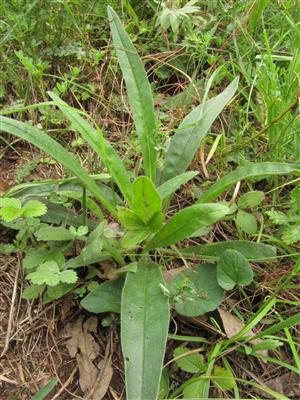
{"left": 197, "top": 162, "right": 300, "bottom": 203}
{"left": 107, "top": 6, "right": 157, "bottom": 182}
{"left": 0, "top": 116, "right": 117, "bottom": 217}
{"left": 31, "top": 378, "right": 57, "bottom": 400}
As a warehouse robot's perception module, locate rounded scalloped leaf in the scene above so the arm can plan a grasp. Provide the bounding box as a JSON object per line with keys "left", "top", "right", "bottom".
{"left": 169, "top": 264, "right": 224, "bottom": 317}
{"left": 59, "top": 269, "right": 78, "bottom": 284}
{"left": 22, "top": 200, "right": 47, "bottom": 218}
{"left": 0, "top": 198, "right": 22, "bottom": 208}
{"left": 217, "top": 249, "right": 253, "bottom": 290}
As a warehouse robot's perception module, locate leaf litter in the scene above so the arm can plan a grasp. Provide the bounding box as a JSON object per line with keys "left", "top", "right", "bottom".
{"left": 64, "top": 316, "right": 113, "bottom": 400}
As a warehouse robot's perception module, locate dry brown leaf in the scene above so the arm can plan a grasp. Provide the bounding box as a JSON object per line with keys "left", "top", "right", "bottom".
{"left": 64, "top": 317, "right": 100, "bottom": 393}
{"left": 218, "top": 308, "right": 245, "bottom": 338}
{"left": 77, "top": 353, "right": 98, "bottom": 392}
{"left": 88, "top": 357, "right": 114, "bottom": 400}
{"left": 63, "top": 316, "right": 113, "bottom": 399}
{"left": 64, "top": 316, "right": 99, "bottom": 359}
{"left": 97, "top": 261, "right": 118, "bottom": 280}
{"left": 218, "top": 308, "right": 267, "bottom": 357}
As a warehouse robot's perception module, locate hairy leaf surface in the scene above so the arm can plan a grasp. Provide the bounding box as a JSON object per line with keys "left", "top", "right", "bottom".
{"left": 121, "top": 259, "right": 169, "bottom": 400}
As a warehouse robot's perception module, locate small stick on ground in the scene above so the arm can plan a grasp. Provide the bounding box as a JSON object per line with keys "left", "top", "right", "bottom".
{"left": 51, "top": 367, "right": 78, "bottom": 400}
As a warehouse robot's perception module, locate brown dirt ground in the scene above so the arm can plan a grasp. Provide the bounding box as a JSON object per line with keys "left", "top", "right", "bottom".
{"left": 0, "top": 145, "right": 124, "bottom": 399}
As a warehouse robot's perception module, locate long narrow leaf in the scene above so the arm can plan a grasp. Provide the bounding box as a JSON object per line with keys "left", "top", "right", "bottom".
{"left": 0, "top": 116, "right": 117, "bottom": 217}
{"left": 121, "top": 259, "right": 170, "bottom": 400}
{"left": 180, "top": 240, "right": 276, "bottom": 261}
{"left": 48, "top": 92, "right": 134, "bottom": 206}
{"left": 161, "top": 77, "right": 239, "bottom": 183}
{"left": 157, "top": 171, "right": 198, "bottom": 200}
{"left": 146, "top": 204, "right": 229, "bottom": 250}
{"left": 197, "top": 162, "right": 300, "bottom": 203}
{"left": 108, "top": 7, "right": 157, "bottom": 181}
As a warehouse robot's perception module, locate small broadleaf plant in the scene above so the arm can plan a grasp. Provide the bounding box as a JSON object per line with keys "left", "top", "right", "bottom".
{"left": 1, "top": 7, "right": 300, "bottom": 400}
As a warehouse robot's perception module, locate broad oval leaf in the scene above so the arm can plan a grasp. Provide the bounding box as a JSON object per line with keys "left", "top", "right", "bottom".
{"left": 161, "top": 77, "right": 239, "bottom": 183}
{"left": 146, "top": 204, "right": 229, "bottom": 250}
{"left": 237, "top": 191, "right": 265, "bottom": 209}
{"left": 236, "top": 209, "right": 257, "bottom": 235}
{"left": 80, "top": 279, "right": 123, "bottom": 314}
{"left": 121, "top": 259, "right": 170, "bottom": 400}
{"left": 217, "top": 249, "right": 253, "bottom": 290}
{"left": 169, "top": 264, "right": 224, "bottom": 317}
{"left": 197, "top": 162, "right": 300, "bottom": 203}
{"left": 213, "top": 366, "right": 236, "bottom": 391}
{"left": 108, "top": 7, "right": 157, "bottom": 181}
{"left": 35, "top": 226, "right": 75, "bottom": 241}
{"left": 0, "top": 116, "right": 118, "bottom": 217}
{"left": 173, "top": 347, "right": 204, "bottom": 373}
{"left": 183, "top": 377, "right": 207, "bottom": 399}
{"left": 181, "top": 240, "right": 276, "bottom": 261}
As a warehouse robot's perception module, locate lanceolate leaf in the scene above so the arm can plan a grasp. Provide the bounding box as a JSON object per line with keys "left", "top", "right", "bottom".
{"left": 48, "top": 92, "right": 134, "bottom": 206}
{"left": 180, "top": 240, "right": 276, "bottom": 261}
{"left": 146, "top": 204, "right": 229, "bottom": 250}
{"left": 108, "top": 7, "right": 157, "bottom": 181}
{"left": 197, "top": 162, "right": 300, "bottom": 203}
{"left": 157, "top": 171, "right": 198, "bottom": 200}
{"left": 121, "top": 259, "right": 170, "bottom": 400}
{"left": 0, "top": 116, "right": 117, "bottom": 217}
{"left": 161, "top": 78, "right": 239, "bottom": 183}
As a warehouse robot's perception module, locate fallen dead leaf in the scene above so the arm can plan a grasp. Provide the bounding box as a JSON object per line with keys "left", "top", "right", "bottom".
{"left": 218, "top": 308, "right": 245, "bottom": 338}
{"left": 218, "top": 308, "right": 268, "bottom": 357}
{"left": 64, "top": 316, "right": 113, "bottom": 400}
{"left": 64, "top": 316, "right": 99, "bottom": 359}
{"left": 87, "top": 357, "right": 113, "bottom": 400}
{"left": 97, "top": 261, "right": 118, "bottom": 280}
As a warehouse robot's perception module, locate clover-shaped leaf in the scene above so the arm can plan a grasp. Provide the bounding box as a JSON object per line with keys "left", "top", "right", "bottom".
{"left": 60, "top": 270, "right": 78, "bottom": 284}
